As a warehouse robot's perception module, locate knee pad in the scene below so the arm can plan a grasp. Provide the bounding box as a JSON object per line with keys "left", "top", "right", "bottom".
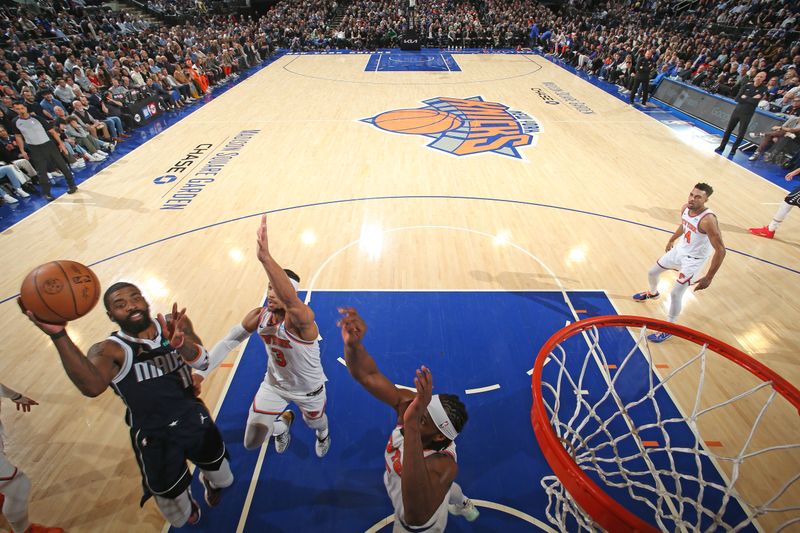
{"left": 155, "top": 489, "right": 192, "bottom": 527}
{"left": 201, "top": 458, "right": 233, "bottom": 489}
{"left": 303, "top": 412, "right": 328, "bottom": 431}
{"left": 244, "top": 422, "right": 272, "bottom": 450}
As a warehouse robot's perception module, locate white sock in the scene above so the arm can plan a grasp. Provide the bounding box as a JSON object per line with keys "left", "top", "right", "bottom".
{"left": 768, "top": 202, "right": 793, "bottom": 232}
{"left": 273, "top": 418, "right": 288, "bottom": 436}
{"left": 448, "top": 482, "right": 466, "bottom": 506}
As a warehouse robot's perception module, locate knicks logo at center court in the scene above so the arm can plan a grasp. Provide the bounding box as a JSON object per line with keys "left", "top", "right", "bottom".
{"left": 362, "top": 96, "right": 540, "bottom": 159}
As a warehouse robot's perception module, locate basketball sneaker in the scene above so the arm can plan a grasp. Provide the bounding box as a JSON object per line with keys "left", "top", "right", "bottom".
{"left": 449, "top": 498, "right": 480, "bottom": 522}
{"left": 647, "top": 332, "right": 672, "bottom": 343}
{"left": 187, "top": 497, "right": 201, "bottom": 525}
{"left": 25, "top": 525, "right": 64, "bottom": 533}
{"left": 200, "top": 473, "right": 223, "bottom": 507}
{"left": 274, "top": 410, "right": 294, "bottom": 454}
{"left": 315, "top": 433, "right": 331, "bottom": 458}
{"left": 748, "top": 226, "right": 775, "bottom": 239}
{"left": 632, "top": 291, "right": 660, "bottom": 301}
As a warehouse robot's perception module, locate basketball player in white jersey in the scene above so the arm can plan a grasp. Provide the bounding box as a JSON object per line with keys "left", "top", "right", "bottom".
{"left": 197, "top": 215, "right": 330, "bottom": 457}
{"left": 0, "top": 384, "right": 62, "bottom": 533}
{"left": 632, "top": 183, "right": 726, "bottom": 342}
{"left": 337, "top": 307, "right": 479, "bottom": 532}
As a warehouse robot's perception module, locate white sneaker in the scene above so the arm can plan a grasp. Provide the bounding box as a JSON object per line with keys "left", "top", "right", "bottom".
{"left": 449, "top": 498, "right": 480, "bottom": 522}
{"left": 14, "top": 188, "right": 29, "bottom": 198}
{"left": 71, "top": 160, "right": 86, "bottom": 170}
{"left": 96, "top": 150, "right": 109, "bottom": 157}
{"left": 315, "top": 433, "right": 330, "bottom": 458}
{"left": 90, "top": 153, "right": 105, "bottom": 161}
{"left": 2, "top": 193, "right": 18, "bottom": 204}
{"left": 273, "top": 411, "right": 294, "bottom": 454}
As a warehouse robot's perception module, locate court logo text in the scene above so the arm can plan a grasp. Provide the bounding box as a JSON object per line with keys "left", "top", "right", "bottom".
{"left": 362, "top": 96, "right": 540, "bottom": 159}
{"left": 532, "top": 88, "right": 560, "bottom": 105}
{"left": 541, "top": 82, "right": 595, "bottom": 114}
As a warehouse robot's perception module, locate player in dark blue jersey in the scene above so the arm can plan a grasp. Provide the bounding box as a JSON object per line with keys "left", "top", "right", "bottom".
{"left": 23, "top": 282, "right": 233, "bottom": 527}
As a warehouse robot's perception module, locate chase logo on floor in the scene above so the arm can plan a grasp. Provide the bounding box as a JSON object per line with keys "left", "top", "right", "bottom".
{"left": 362, "top": 96, "right": 540, "bottom": 159}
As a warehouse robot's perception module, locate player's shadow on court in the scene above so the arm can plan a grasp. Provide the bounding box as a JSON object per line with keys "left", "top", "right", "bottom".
{"left": 625, "top": 204, "right": 681, "bottom": 225}
{"left": 469, "top": 270, "right": 580, "bottom": 289}
{"left": 625, "top": 204, "right": 750, "bottom": 235}
{"left": 60, "top": 186, "right": 149, "bottom": 214}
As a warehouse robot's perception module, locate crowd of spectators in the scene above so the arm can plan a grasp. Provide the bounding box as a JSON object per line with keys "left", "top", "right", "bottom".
{"left": 0, "top": 0, "right": 272, "bottom": 203}
{"left": 0, "top": 0, "right": 798, "bottom": 205}
{"left": 536, "top": 0, "right": 798, "bottom": 163}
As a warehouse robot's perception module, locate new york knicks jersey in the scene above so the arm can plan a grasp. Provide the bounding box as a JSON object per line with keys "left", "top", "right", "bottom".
{"left": 383, "top": 425, "right": 457, "bottom": 529}
{"left": 676, "top": 207, "right": 714, "bottom": 259}
{"left": 107, "top": 320, "right": 196, "bottom": 429}
{"left": 256, "top": 309, "right": 326, "bottom": 394}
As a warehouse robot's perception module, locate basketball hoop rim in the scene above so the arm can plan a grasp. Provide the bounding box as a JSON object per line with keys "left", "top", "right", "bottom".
{"left": 530, "top": 315, "right": 800, "bottom": 533}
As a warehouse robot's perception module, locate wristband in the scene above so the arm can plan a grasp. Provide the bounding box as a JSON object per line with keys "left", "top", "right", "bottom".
{"left": 50, "top": 330, "right": 68, "bottom": 340}
{"left": 10, "top": 393, "right": 22, "bottom": 401}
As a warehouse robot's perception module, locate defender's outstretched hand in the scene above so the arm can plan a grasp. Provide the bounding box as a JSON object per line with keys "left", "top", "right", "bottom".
{"left": 13, "top": 395, "right": 38, "bottom": 413}
{"left": 256, "top": 214, "right": 271, "bottom": 263}
{"left": 403, "top": 366, "right": 433, "bottom": 429}
{"left": 337, "top": 307, "right": 367, "bottom": 348}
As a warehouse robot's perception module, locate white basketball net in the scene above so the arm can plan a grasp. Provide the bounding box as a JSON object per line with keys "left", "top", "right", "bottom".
{"left": 537, "top": 324, "right": 800, "bottom": 532}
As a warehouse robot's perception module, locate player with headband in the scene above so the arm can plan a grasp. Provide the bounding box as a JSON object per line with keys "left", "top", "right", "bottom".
{"left": 337, "top": 307, "right": 479, "bottom": 532}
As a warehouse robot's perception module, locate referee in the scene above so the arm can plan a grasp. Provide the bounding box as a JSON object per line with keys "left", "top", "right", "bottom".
{"left": 716, "top": 71, "right": 768, "bottom": 156}
{"left": 11, "top": 102, "right": 77, "bottom": 201}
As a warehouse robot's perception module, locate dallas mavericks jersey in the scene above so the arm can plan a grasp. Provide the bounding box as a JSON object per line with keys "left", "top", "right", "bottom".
{"left": 256, "top": 309, "right": 326, "bottom": 394}
{"left": 676, "top": 207, "right": 714, "bottom": 259}
{"left": 383, "top": 425, "right": 457, "bottom": 527}
{"left": 107, "top": 320, "right": 196, "bottom": 429}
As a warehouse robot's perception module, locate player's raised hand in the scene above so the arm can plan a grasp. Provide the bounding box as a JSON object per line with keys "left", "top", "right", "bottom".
{"left": 12, "top": 395, "right": 38, "bottom": 413}
{"left": 158, "top": 303, "right": 188, "bottom": 349}
{"left": 256, "top": 214, "right": 271, "bottom": 263}
{"left": 403, "top": 366, "right": 433, "bottom": 429}
{"left": 337, "top": 307, "right": 367, "bottom": 347}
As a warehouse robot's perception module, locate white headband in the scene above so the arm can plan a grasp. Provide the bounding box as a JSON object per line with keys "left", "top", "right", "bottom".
{"left": 427, "top": 394, "right": 458, "bottom": 441}
{"left": 289, "top": 278, "right": 299, "bottom": 292}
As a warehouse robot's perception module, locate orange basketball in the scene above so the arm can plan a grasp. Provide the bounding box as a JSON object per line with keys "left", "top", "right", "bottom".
{"left": 20, "top": 261, "right": 101, "bottom": 324}
{"left": 373, "top": 108, "right": 463, "bottom": 135}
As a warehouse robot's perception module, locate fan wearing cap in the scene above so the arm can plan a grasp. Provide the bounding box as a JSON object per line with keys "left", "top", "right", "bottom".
{"left": 338, "top": 308, "right": 479, "bottom": 532}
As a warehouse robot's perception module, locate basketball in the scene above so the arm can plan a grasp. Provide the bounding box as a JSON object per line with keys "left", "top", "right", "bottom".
{"left": 20, "top": 261, "right": 101, "bottom": 324}
{"left": 373, "top": 108, "right": 463, "bottom": 135}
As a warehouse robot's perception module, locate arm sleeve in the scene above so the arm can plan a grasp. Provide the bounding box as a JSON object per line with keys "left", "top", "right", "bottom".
{"left": 0, "top": 383, "right": 21, "bottom": 399}
{"left": 196, "top": 323, "right": 251, "bottom": 378}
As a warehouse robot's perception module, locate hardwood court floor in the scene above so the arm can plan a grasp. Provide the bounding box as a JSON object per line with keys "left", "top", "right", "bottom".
{"left": 0, "top": 52, "right": 797, "bottom": 531}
